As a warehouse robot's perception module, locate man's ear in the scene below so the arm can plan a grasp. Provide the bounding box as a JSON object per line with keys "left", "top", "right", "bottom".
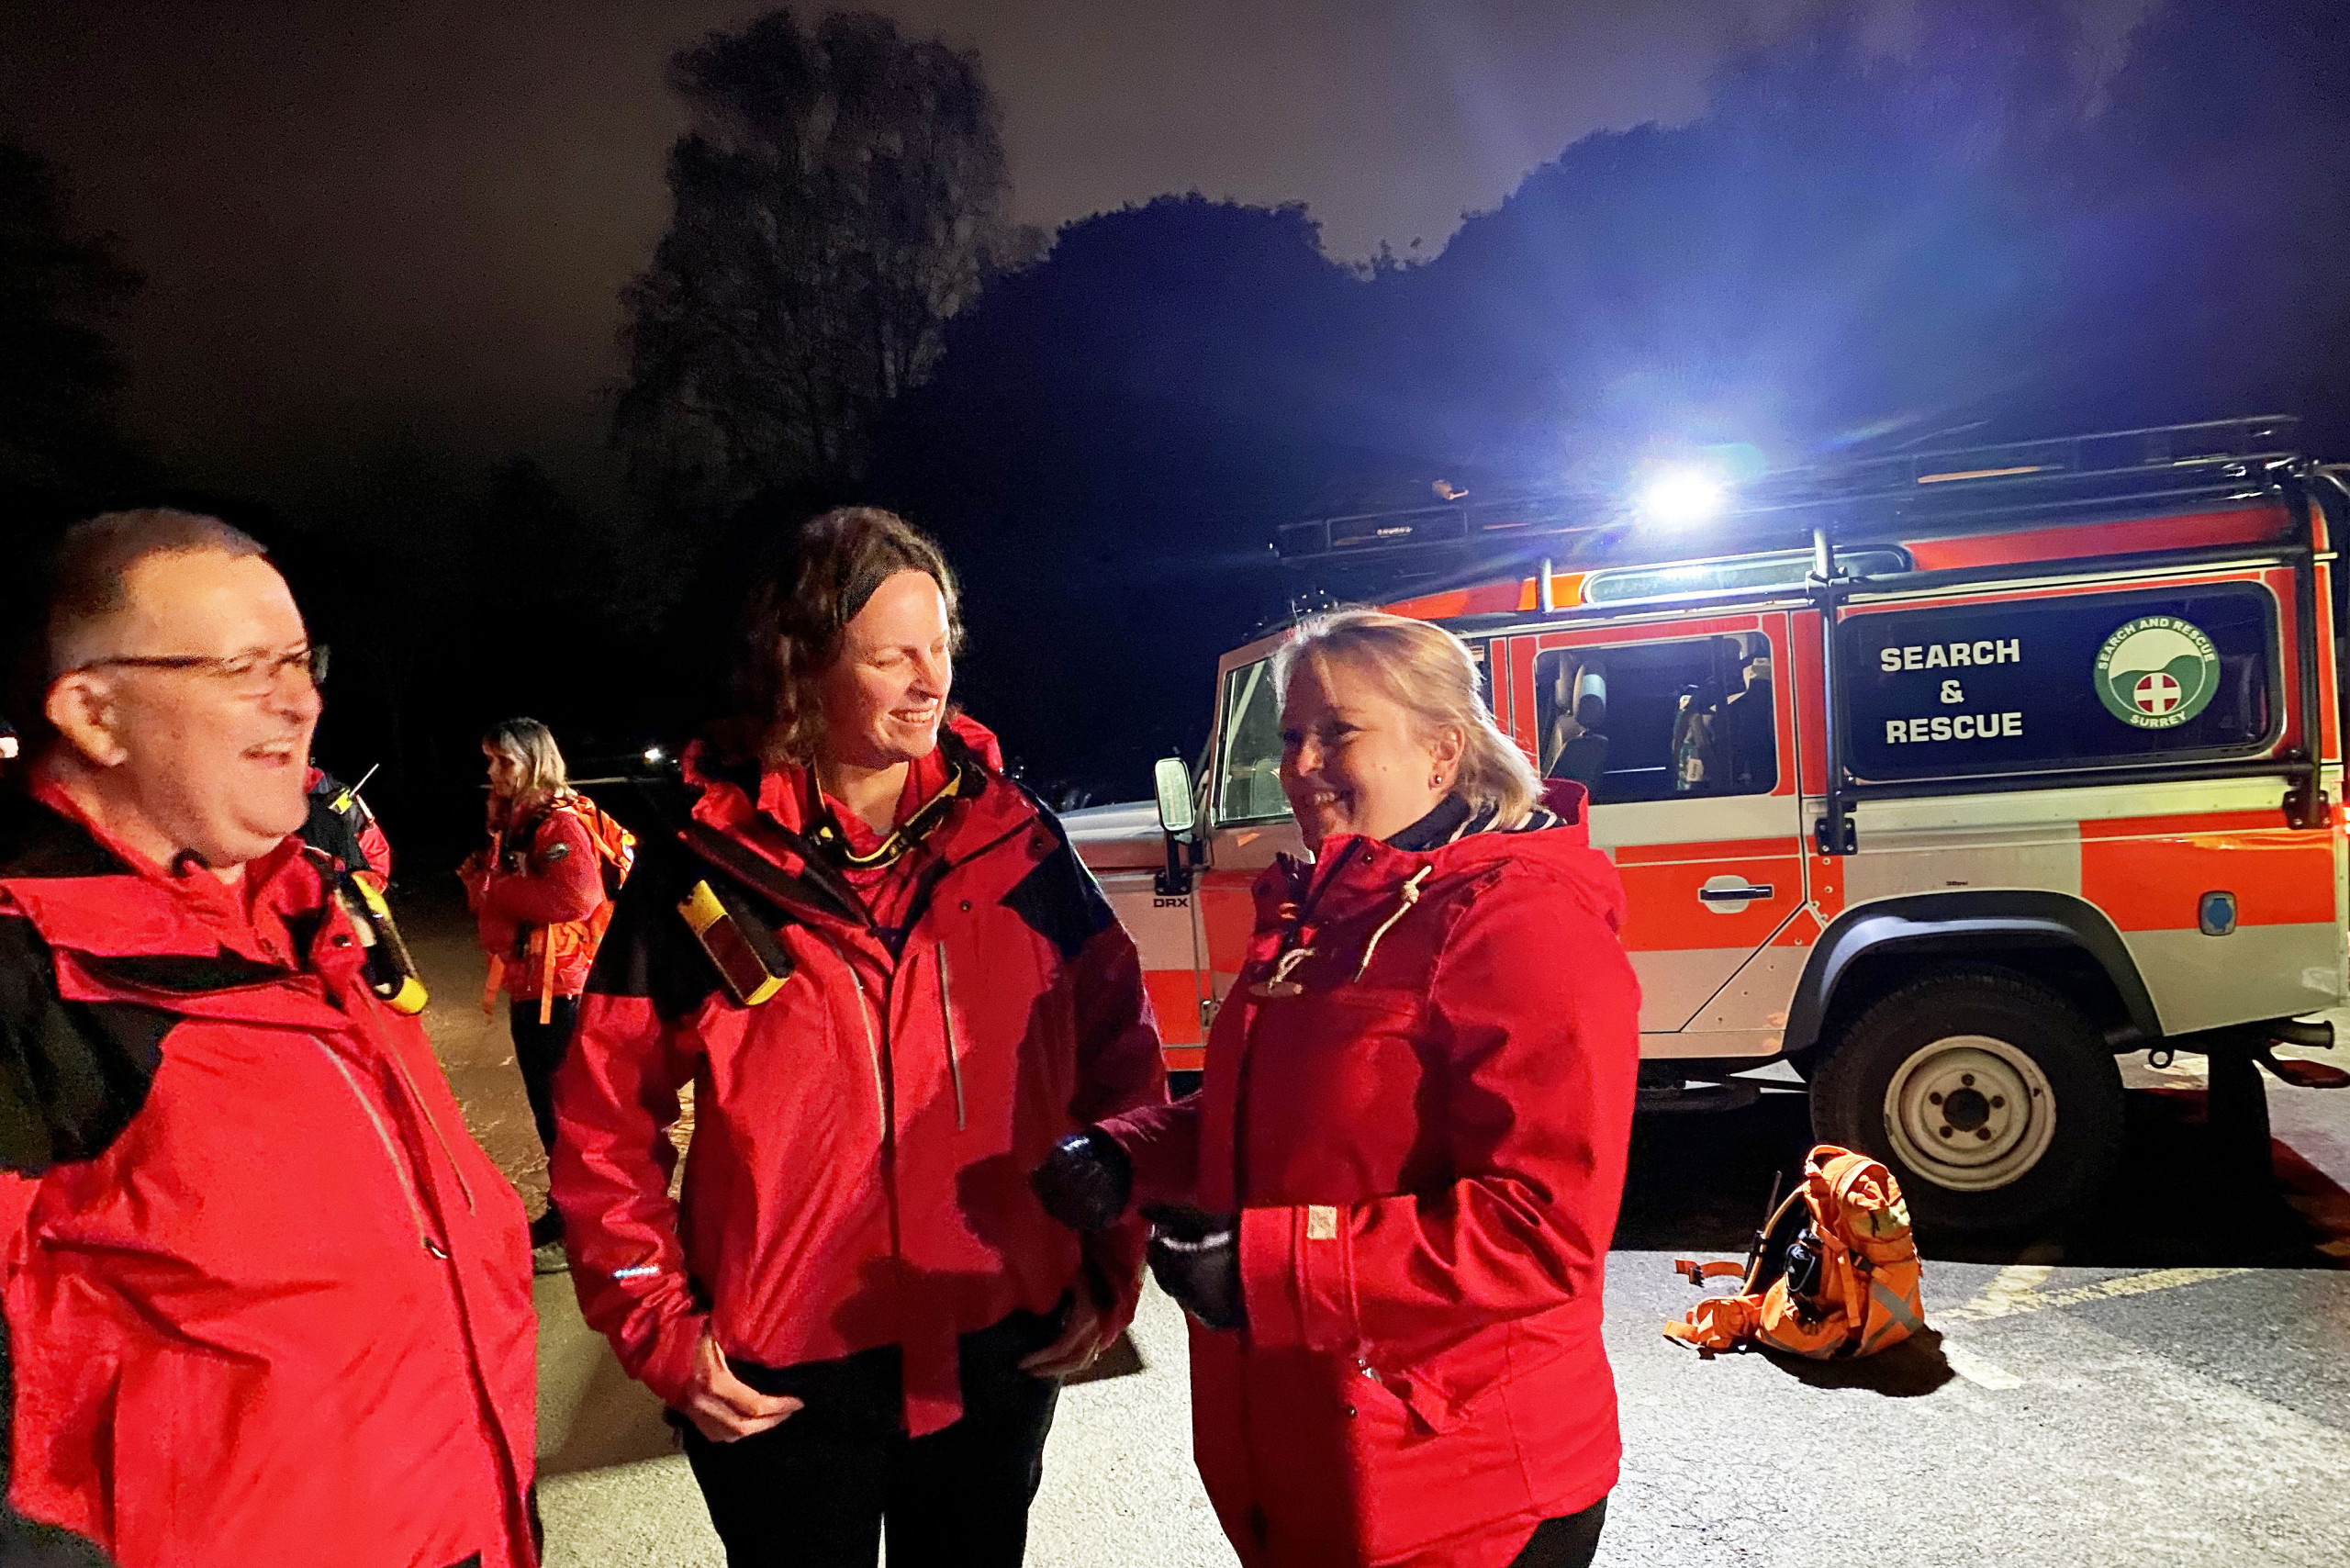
{"left": 44, "top": 673, "right": 130, "bottom": 768}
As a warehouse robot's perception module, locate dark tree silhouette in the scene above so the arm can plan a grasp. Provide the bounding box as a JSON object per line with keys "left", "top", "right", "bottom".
{"left": 1365, "top": 0, "right": 2091, "bottom": 476}
{"left": 0, "top": 138, "right": 147, "bottom": 543}
{"left": 854, "top": 0, "right": 2350, "bottom": 800}
{"left": 871, "top": 196, "right": 1362, "bottom": 792}
{"left": 614, "top": 9, "right": 1034, "bottom": 517}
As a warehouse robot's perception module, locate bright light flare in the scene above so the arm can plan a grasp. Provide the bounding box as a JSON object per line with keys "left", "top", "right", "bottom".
{"left": 643, "top": 745, "right": 666, "bottom": 765}
{"left": 1637, "top": 467, "right": 1728, "bottom": 528}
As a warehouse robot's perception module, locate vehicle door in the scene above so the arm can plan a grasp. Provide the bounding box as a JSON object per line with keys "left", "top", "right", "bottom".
{"left": 1504, "top": 612, "right": 1809, "bottom": 1052}
{"left": 1192, "top": 631, "right": 1307, "bottom": 1035}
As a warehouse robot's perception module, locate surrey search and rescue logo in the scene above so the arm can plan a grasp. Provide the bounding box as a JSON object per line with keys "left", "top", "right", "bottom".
{"left": 2094, "top": 615, "right": 2221, "bottom": 730}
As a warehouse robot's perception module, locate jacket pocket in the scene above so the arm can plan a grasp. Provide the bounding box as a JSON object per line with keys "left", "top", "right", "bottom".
{"left": 1331, "top": 1351, "right": 1529, "bottom": 1562}
{"left": 106, "top": 1345, "right": 247, "bottom": 1561}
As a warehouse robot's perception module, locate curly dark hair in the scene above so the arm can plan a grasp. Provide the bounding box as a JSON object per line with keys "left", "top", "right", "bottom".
{"left": 720, "top": 507, "right": 964, "bottom": 766}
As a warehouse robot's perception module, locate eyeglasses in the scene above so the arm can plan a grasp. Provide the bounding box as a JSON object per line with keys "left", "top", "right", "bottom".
{"left": 75, "top": 644, "right": 330, "bottom": 696}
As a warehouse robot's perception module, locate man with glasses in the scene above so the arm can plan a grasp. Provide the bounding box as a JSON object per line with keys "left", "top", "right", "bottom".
{"left": 0, "top": 510, "right": 539, "bottom": 1567}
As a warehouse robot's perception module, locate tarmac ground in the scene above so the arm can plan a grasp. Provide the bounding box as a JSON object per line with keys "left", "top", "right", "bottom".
{"left": 405, "top": 886, "right": 2350, "bottom": 1567}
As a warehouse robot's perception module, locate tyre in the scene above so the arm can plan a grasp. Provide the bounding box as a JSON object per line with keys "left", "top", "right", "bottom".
{"left": 1809, "top": 968, "right": 2125, "bottom": 1234}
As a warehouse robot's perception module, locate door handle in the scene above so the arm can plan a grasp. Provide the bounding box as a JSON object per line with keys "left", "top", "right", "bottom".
{"left": 1697, "top": 882, "right": 1774, "bottom": 902}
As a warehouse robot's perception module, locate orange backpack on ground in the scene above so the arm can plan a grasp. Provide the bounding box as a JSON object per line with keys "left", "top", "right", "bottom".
{"left": 1665, "top": 1144, "right": 1928, "bottom": 1359}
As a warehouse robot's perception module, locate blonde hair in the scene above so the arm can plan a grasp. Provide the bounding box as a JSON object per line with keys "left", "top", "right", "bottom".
{"left": 483, "top": 717, "right": 570, "bottom": 813}
{"left": 1275, "top": 610, "right": 1540, "bottom": 827}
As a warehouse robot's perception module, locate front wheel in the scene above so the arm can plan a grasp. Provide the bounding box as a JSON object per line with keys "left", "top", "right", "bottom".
{"left": 1809, "top": 969, "right": 2125, "bottom": 1234}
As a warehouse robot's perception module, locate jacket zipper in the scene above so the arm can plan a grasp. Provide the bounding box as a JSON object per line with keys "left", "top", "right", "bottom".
{"left": 382, "top": 1045, "right": 477, "bottom": 1215}
{"left": 305, "top": 1035, "right": 448, "bottom": 1259}
{"left": 822, "top": 935, "right": 890, "bottom": 1131}
{"left": 934, "top": 940, "right": 966, "bottom": 1132}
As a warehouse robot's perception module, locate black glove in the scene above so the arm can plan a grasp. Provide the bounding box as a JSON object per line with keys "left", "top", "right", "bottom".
{"left": 1145, "top": 1204, "right": 1245, "bottom": 1331}
{"left": 1030, "top": 1127, "right": 1134, "bottom": 1233}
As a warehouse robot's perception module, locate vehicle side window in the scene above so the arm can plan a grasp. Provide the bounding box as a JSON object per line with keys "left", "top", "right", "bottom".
{"left": 1534, "top": 634, "right": 1776, "bottom": 804}
{"left": 1214, "top": 658, "right": 1289, "bottom": 823}
{"left": 1841, "top": 585, "right": 2277, "bottom": 781}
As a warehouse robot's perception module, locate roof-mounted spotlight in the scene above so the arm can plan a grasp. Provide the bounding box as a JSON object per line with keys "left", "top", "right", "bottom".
{"left": 1636, "top": 466, "right": 1728, "bottom": 528}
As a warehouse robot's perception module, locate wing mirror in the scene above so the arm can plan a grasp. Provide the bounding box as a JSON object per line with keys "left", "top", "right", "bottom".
{"left": 1153, "top": 756, "right": 1200, "bottom": 895}
{"left": 1153, "top": 756, "right": 1197, "bottom": 838}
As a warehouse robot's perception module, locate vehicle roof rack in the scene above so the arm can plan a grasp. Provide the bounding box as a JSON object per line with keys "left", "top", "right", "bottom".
{"left": 1270, "top": 415, "right": 2307, "bottom": 576}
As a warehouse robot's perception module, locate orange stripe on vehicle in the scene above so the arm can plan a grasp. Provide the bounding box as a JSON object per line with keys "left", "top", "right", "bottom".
{"left": 1616, "top": 854, "right": 1805, "bottom": 952}
{"left": 1201, "top": 879, "right": 1256, "bottom": 977}
{"left": 1510, "top": 635, "right": 1539, "bottom": 756}
{"left": 1615, "top": 837, "right": 1799, "bottom": 865}
{"left": 2080, "top": 831, "right": 2335, "bottom": 929}
{"left": 1530, "top": 611, "right": 1763, "bottom": 652}
{"left": 1903, "top": 505, "right": 2291, "bottom": 572}
{"left": 1384, "top": 579, "right": 1538, "bottom": 620}
{"left": 2078, "top": 810, "right": 2286, "bottom": 838}
{"left": 1160, "top": 1045, "right": 1207, "bottom": 1073}
{"left": 1144, "top": 969, "right": 1203, "bottom": 1046}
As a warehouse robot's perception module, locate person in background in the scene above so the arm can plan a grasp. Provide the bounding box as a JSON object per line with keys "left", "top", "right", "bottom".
{"left": 1670, "top": 679, "right": 1722, "bottom": 793}
{"left": 303, "top": 760, "right": 392, "bottom": 890}
{"left": 0, "top": 509, "right": 535, "bottom": 1567}
{"left": 462, "top": 716, "right": 609, "bottom": 1257}
{"left": 1718, "top": 646, "right": 1776, "bottom": 791}
{"left": 550, "top": 507, "right": 1166, "bottom": 1568}
{"left": 1034, "top": 609, "right": 1640, "bottom": 1568}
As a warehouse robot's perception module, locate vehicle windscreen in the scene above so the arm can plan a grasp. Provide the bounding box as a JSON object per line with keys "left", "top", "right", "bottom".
{"left": 1214, "top": 657, "right": 1288, "bottom": 823}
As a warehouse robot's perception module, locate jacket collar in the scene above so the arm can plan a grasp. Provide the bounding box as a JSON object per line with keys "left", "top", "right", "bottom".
{"left": 684, "top": 714, "right": 1034, "bottom": 870}
{"left": 1260, "top": 778, "right": 1603, "bottom": 930}
{"left": 676, "top": 714, "right": 1041, "bottom": 949}
{"left": 0, "top": 783, "right": 366, "bottom": 1026}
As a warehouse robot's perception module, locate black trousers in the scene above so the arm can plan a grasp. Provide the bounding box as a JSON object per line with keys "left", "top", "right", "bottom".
{"left": 680, "top": 1306, "right": 1064, "bottom": 1568}
{"left": 509, "top": 995, "right": 577, "bottom": 1159}
{"left": 1506, "top": 1495, "right": 1609, "bottom": 1568}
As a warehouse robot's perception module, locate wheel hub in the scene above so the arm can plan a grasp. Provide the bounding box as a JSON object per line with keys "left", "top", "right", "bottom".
{"left": 1882, "top": 1036, "right": 2057, "bottom": 1193}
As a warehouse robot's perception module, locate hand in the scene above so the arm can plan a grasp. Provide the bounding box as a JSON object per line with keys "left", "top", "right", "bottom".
{"left": 680, "top": 1327, "right": 801, "bottom": 1443}
{"left": 1030, "top": 1127, "right": 1134, "bottom": 1233}
{"left": 1144, "top": 1204, "right": 1244, "bottom": 1331}
{"left": 1018, "top": 1290, "right": 1110, "bottom": 1379}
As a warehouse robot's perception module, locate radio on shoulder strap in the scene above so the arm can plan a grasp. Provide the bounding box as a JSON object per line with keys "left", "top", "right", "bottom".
{"left": 677, "top": 878, "right": 794, "bottom": 1006}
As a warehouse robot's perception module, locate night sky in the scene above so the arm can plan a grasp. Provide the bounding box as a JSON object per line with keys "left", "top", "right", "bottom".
{"left": 0, "top": 1, "right": 2149, "bottom": 498}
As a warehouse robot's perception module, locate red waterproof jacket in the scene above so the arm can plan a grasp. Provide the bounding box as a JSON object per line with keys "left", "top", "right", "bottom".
{"left": 0, "top": 782, "right": 537, "bottom": 1568}
{"left": 1100, "top": 785, "right": 1639, "bottom": 1568}
{"left": 551, "top": 716, "right": 1167, "bottom": 1434}
{"left": 472, "top": 799, "right": 606, "bottom": 1002}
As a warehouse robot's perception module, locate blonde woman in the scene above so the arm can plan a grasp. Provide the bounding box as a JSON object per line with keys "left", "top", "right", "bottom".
{"left": 463, "top": 715, "right": 609, "bottom": 1250}
{"left": 1035, "top": 610, "right": 1641, "bottom": 1568}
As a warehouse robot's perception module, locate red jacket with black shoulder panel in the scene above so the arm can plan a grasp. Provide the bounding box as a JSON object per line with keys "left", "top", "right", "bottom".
{"left": 0, "top": 781, "right": 537, "bottom": 1568}
{"left": 549, "top": 714, "right": 1168, "bottom": 1435}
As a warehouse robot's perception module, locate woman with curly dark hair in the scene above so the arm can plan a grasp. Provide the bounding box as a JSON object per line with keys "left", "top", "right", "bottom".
{"left": 548, "top": 507, "right": 1167, "bottom": 1566}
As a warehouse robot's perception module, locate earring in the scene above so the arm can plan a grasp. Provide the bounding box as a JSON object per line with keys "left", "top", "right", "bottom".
{"left": 1429, "top": 771, "right": 1445, "bottom": 790}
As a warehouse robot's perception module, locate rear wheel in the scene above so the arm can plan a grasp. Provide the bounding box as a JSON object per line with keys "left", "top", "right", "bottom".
{"left": 1809, "top": 969, "right": 2125, "bottom": 1234}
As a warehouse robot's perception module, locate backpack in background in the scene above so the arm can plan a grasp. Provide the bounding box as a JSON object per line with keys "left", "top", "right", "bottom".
{"left": 565, "top": 792, "right": 637, "bottom": 926}
{"left": 1665, "top": 1143, "right": 1928, "bottom": 1359}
